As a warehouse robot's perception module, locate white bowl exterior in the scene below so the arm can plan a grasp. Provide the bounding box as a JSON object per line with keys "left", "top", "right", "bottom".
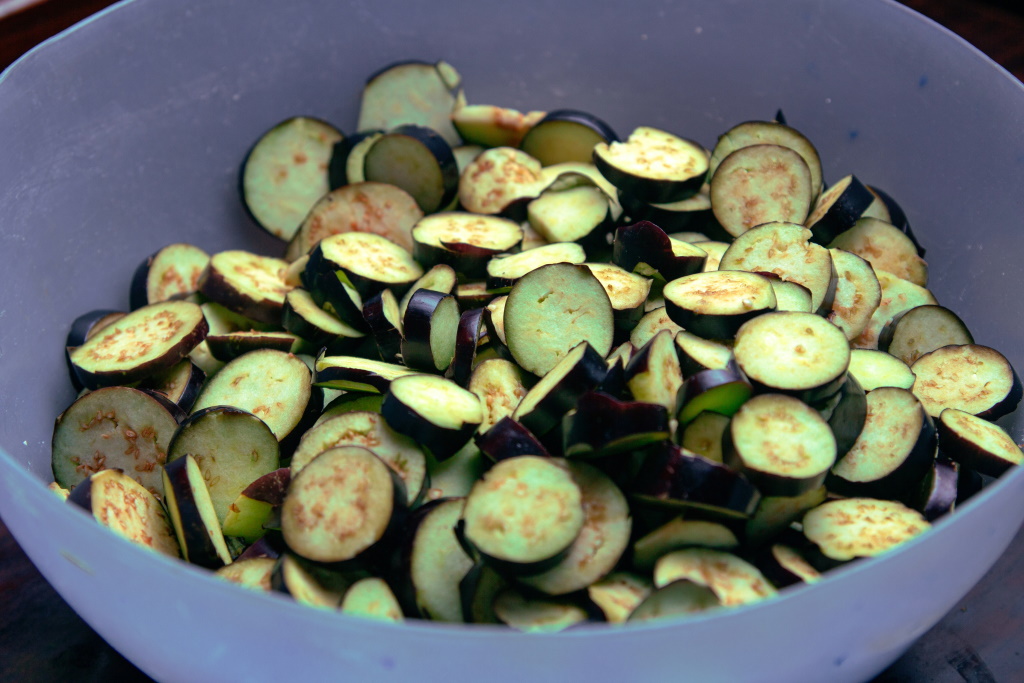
{"left": 2, "top": 0, "right": 1024, "bottom": 681}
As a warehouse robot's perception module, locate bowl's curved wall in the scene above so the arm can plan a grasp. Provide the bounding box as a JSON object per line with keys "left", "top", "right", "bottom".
{"left": 2, "top": 1, "right": 1023, "bottom": 681}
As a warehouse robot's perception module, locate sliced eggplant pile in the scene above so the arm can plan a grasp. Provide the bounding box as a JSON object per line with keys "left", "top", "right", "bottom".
{"left": 54, "top": 57, "right": 1024, "bottom": 629}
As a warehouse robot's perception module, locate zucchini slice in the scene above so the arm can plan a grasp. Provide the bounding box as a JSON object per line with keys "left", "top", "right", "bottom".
{"left": 503, "top": 262, "right": 614, "bottom": 376}
{"left": 240, "top": 116, "right": 344, "bottom": 242}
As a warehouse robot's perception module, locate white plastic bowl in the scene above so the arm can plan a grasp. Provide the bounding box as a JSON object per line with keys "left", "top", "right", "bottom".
{"left": 2, "top": 1, "right": 1023, "bottom": 681}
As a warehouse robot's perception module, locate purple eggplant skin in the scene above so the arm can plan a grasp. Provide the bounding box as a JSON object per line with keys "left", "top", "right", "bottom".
{"left": 401, "top": 289, "right": 459, "bottom": 373}
{"left": 381, "top": 392, "right": 478, "bottom": 462}
{"left": 826, "top": 405, "right": 937, "bottom": 502}
{"left": 306, "top": 268, "right": 370, "bottom": 331}
{"left": 138, "top": 388, "right": 189, "bottom": 425}
{"left": 66, "top": 471, "right": 99, "bottom": 512}
{"left": 163, "top": 456, "right": 226, "bottom": 569}
{"left": 913, "top": 458, "right": 960, "bottom": 521}
{"left": 612, "top": 221, "right": 706, "bottom": 282}
{"left": 563, "top": 392, "right": 670, "bottom": 458}
{"left": 675, "top": 366, "right": 753, "bottom": 422}
{"left": 236, "top": 534, "right": 284, "bottom": 562}
{"left": 306, "top": 239, "right": 413, "bottom": 303}
{"left": 529, "top": 109, "right": 619, "bottom": 145}
{"left": 381, "top": 124, "right": 461, "bottom": 213}
{"left": 448, "top": 308, "right": 486, "bottom": 387}
{"left": 617, "top": 191, "right": 731, "bottom": 242}
{"left": 806, "top": 174, "right": 874, "bottom": 246}
{"left": 597, "top": 356, "right": 630, "bottom": 399}
{"left": 328, "top": 129, "right": 383, "bottom": 189}
{"left": 867, "top": 184, "right": 925, "bottom": 257}
{"left": 199, "top": 266, "right": 284, "bottom": 327}
{"left": 824, "top": 373, "right": 867, "bottom": 459}
{"left": 361, "top": 291, "right": 403, "bottom": 364}
{"left": 277, "top": 385, "right": 325, "bottom": 460}
{"left": 514, "top": 342, "right": 608, "bottom": 437}
{"left": 65, "top": 310, "right": 124, "bottom": 391}
{"left": 238, "top": 467, "right": 292, "bottom": 506}
{"left": 389, "top": 496, "right": 467, "bottom": 620}
{"left": 632, "top": 442, "right": 761, "bottom": 520}
{"left": 415, "top": 238, "right": 519, "bottom": 282}
{"left": 459, "top": 561, "right": 507, "bottom": 624}
{"left": 475, "top": 416, "right": 551, "bottom": 462}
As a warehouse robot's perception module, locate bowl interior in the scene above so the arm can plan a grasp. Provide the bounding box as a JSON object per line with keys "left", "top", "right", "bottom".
{"left": 2, "top": 1, "right": 1024, "bottom": 681}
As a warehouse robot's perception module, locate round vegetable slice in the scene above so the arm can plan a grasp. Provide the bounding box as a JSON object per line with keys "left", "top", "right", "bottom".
{"left": 938, "top": 408, "right": 1024, "bottom": 477}
{"left": 504, "top": 262, "right": 614, "bottom": 376}
{"left": 281, "top": 445, "right": 406, "bottom": 564}
{"left": 382, "top": 374, "right": 483, "bottom": 460}
{"left": 461, "top": 455, "right": 585, "bottom": 574}
{"left": 68, "top": 300, "right": 208, "bottom": 389}
{"left": 802, "top": 497, "right": 931, "bottom": 563}
{"left": 910, "top": 344, "right": 1023, "bottom": 419}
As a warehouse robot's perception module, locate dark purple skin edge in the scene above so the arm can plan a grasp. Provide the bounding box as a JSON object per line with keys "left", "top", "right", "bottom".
{"left": 448, "top": 308, "right": 486, "bottom": 387}
{"left": 278, "top": 384, "right": 324, "bottom": 460}
{"left": 459, "top": 560, "right": 505, "bottom": 624}
{"left": 163, "top": 456, "right": 226, "bottom": 569}
{"left": 307, "top": 239, "right": 415, "bottom": 302}
{"left": 401, "top": 289, "right": 459, "bottom": 373}
{"left": 377, "top": 124, "right": 460, "bottom": 213}
{"left": 753, "top": 544, "right": 816, "bottom": 589}
{"left": 937, "top": 411, "right": 1023, "bottom": 478}
{"left": 381, "top": 390, "right": 478, "bottom": 461}
{"left": 674, "top": 336, "right": 733, "bottom": 378}
{"left": 313, "top": 361, "right": 397, "bottom": 394}
{"left": 475, "top": 416, "right": 551, "bottom": 462}
{"left": 239, "top": 467, "right": 292, "bottom": 506}
{"left": 205, "top": 331, "right": 299, "bottom": 363}
{"left": 66, "top": 309, "right": 125, "bottom": 391}
{"left": 328, "top": 129, "right": 383, "bottom": 189}
{"left": 826, "top": 401, "right": 938, "bottom": 501}
{"left": 235, "top": 534, "right": 283, "bottom": 561}
{"left": 596, "top": 357, "right": 630, "bottom": 399}
{"left": 563, "top": 391, "right": 669, "bottom": 457}
{"left": 914, "top": 458, "right": 960, "bottom": 521}
{"left": 612, "top": 221, "right": 706, "bottom": 282}
{"left": 362, "top": 290, "right": 404, "bottom": 364}
{"left": 129, "top": 252, "right": 158, "bottom": 310}
{"left": 825, "top": 373, "right": 867, "bottom": 459}
{"left": 633, "top": 442, "right": 761, "bottom": 518}
{"left": 514, "top": 343, "right": 608, "bottom": 437}
{"left": 414, "top": 239, "right": 508, "bottom": 281}
{"left": 136, "top": 388, "right": 189, "bottom": 425}
{"left": 66, "top": 472, "right": 98, "bottom": 512}
{"left": 675, "top": 366, "right": 753, "bottom": 416}
{"left": 594, "top": 143, "right": 705, "bottom": 206}
{"left": 70, "top": 314, "right": 209, "bottom": 391}
{"left": 199, "top": 265, "right": 282, "bottom": 326}
{"left": 390, "top": 497, "right": 468, "bottom": 619}
{"left": 877, "top": 305, "right": 974, "bottom": 356}
{"left": 305, "top": 268, "right": 370, "bottom": 332}
{"left": 664, "top": 295, "right": 770, "bottom": 342}
{"left": 723, "top": 418, "right": 832, "bottom": 500}
{"left": 529, "top": 109, "right": 619, "bottom": 144}
{"left": 806, "top": 174, "right": 874, "bottom": 246}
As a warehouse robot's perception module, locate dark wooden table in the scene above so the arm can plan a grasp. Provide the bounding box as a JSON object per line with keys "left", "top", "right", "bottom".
{"left": 3, "top": 1, "right": 1024, "bottom": 681}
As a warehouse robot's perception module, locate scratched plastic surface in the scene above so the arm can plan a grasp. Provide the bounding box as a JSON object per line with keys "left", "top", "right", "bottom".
{"left": 1, "top": 1, "right": 1023, "bottom": 681}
